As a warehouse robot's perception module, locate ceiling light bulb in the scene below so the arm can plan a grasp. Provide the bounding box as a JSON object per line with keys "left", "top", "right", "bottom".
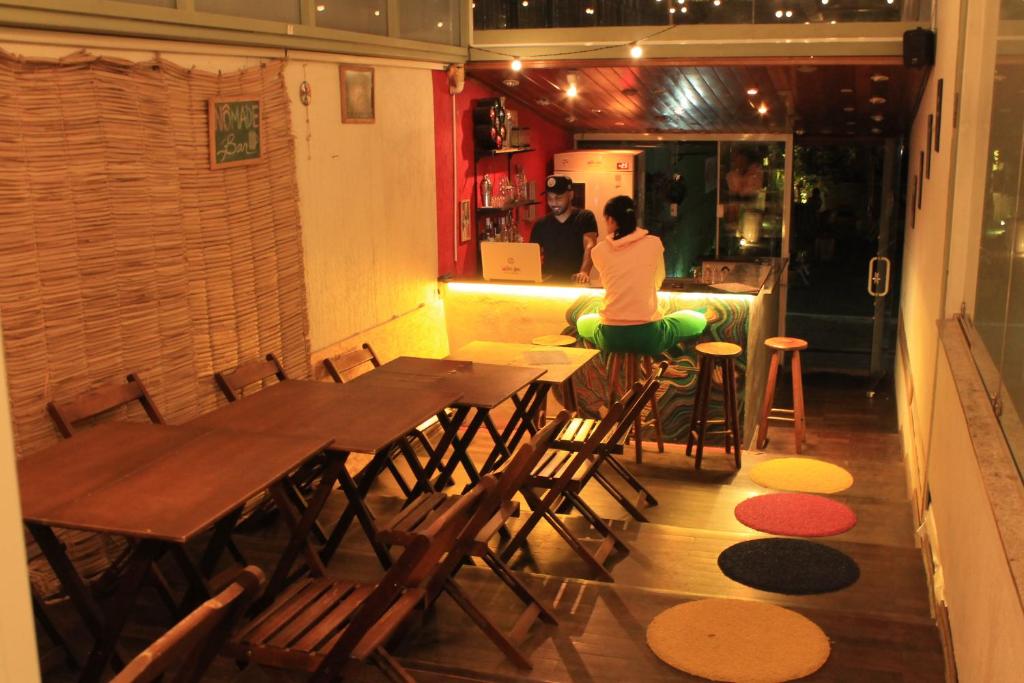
{"left": 511, "top": 58, "right": 522, "bottom": 72}
{"left": 775, "top": 10, "right": 783, "bottom": 18}
{"left": 886, "top": 0, "right": 894, "bottom": 4}
{"left": 757, "top": 103, "right": 769, "bottom": 115}
{"left": 746, "top": 88, "right": 759, "bottom": 96}
{"left": 869, "top": 96, "right": 887, "bottom": 105}
{"left": 630, "top": 44, "right": 643, "bottom": 58}
{"left": 669, "top": 7, "right": 676, "bottom": 12}
{"left": 522, "top": 0, "right": 529, "bottom": 5}
{"left": 373, "top": 9, "right": 380, "bottom": 16}
{"left": 713, "top": 0, "right": 720, "bottom": 6}
{"left": 585, "top": 7, "right": 595, "bottom": 14}
{"left": 437, "top": 21, "right": 444, "bottom": 28}
{"left": 316, "top": 3, "right": 326, "bottom": 11}
{"left": 821, "top": 0, "right": 829, "bottom": 4}
{"left": 785, "top": 10, "right": 793, "bottom": 17}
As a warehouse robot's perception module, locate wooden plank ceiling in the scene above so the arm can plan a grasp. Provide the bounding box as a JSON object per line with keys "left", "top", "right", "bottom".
{"left": 467, "top": 60, "right": 927, "bottom": 139}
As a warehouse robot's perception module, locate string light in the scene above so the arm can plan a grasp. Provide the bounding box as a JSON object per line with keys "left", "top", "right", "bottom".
{"left": 630, "top": 43, "right": 643, "bottom": 58}
{"left": 511, "top": 57, "right": 522, "bottom": 72}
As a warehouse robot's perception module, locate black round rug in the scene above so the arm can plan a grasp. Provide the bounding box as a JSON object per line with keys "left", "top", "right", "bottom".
{"left": 717, "top": 538, "right": 860, "bottom": 595}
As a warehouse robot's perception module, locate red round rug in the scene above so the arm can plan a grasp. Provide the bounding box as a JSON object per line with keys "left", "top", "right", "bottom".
{"left": 735, "top": 493, "right": 857, "bottom": 537}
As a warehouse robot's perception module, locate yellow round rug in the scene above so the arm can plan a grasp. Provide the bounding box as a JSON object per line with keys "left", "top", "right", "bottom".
{"left": 749, "top": 457, "right": 854, "bottom": 494}
{"left": 647, "top": 599, "right": 831, "bottom": 682}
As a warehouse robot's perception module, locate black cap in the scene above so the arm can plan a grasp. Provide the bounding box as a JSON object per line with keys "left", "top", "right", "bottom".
{"left": 545, "top": 175, "right": 573, "bottom": 194}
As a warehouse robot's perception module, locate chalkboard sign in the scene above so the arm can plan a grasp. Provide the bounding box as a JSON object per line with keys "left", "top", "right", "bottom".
{"left": 208, "top": 98, "right": 263, "bottom": 169}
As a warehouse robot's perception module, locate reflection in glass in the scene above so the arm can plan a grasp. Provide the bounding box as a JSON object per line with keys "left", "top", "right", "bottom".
{"left": 316, "top": 0, "right": 388, "bottom": 35}
{"left": 972, "top": 3, "right": 1024, "bottom": 474}
{"left": 397, "top": 0, "right": 460, "bottom": 45}
{"left": 473, "top": 0, "right": 907, "bottom": 30}
{"left": 718, "top": 141, "right": 785, "bottom": 258}
{"left": 195, "top": 0, "right": 301, "bottom": 23}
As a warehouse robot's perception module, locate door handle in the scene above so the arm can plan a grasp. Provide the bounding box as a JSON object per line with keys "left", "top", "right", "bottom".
{"left": 867, "top": 256, "right": 891, "bottom": 297}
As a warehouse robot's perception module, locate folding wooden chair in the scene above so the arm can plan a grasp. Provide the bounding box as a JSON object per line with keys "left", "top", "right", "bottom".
{"left": 110, "top": 566, "right": 264, "bottom": 683}
{"left": 550, "top": 364, "right": 667, "bottom": 522}
{"left": 322, "top": 343, "right": 432, "bottom": 500}
{"left": 501, "top": 401, "right": 630, "bottom": 582}
{"left": 227, "top": 478, "right": 493, "bottom": 682}
{"left": 41, "top": 374, "right": 210, "bottom": 615}
{"left": 377, "top": 411, "right": 570, "bottom": 670}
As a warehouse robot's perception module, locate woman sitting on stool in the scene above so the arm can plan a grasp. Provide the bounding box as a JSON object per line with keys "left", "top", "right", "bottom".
{"left": 577, "top": 195, "right": 707, "bottom": 355}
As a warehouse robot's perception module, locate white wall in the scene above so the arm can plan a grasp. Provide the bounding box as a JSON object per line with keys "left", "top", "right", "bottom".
{"left": 895, "top": 0, "right": 964, "bottom": 508}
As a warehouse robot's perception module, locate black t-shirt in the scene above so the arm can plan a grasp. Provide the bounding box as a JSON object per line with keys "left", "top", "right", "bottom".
{"left": 529, "top": 208, "right": 599, "bottom": 279}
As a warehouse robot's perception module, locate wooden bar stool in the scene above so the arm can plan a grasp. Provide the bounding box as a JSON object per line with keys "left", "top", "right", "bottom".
{"left": 756, "top": 336, "right": 808, "bottom": 453}
{"left": 686, "top": 342, "right": 742, "bottom": 470}
{"left": 606, "top": 351, "right": 665, "bottom": 463}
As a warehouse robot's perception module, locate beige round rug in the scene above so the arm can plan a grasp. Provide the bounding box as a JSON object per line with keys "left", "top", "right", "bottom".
{"left": 646, "top": 598, "right": 831, "bottom": 682}
{"left": 749, "top": 457, "right": 854, "bottom": 494}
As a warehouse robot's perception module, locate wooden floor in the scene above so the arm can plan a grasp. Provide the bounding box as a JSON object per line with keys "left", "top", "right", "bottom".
{"left": 38, "top": 373, "right": 946, "bottom": 682}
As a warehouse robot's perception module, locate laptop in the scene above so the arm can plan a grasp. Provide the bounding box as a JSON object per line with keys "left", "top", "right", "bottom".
{"left": 480, "top": 242, "right": 544, "bottom": 282}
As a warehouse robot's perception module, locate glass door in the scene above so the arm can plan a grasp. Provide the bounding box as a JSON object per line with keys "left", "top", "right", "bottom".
{"left": 785, "top": 141, "right": 904, "bottom": 377}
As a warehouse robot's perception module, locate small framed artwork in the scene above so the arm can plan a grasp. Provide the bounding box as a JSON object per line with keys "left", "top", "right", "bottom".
{"left": 934, "top": 79, "right": 943, "bottom": 153}
{"left": 459, "top": 200, "right": 471, "bottom": 243}
{"left": 911, "top": 175, "right": 918, "bottom": 229}
{"left": 918, "top": 151, "right": 924, "bottom": 209}
{"left": 339, "top": 65, "right": 375, "bottom": 123}
{"left": 926, "top": 114, "right": 933, "bottom": 179}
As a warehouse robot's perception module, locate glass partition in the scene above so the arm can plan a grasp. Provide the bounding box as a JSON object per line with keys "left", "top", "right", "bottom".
{"left": 195, "top": 0, "right": 301, "bottom": 23}
{"left": 970, "top": 0, "right": 1024, "bottom": 476}
{"left": 718, "top": 141, "right": 786, "bottom": 259}
{"left": 315, "top": 0, "right": 388, "bottom": 35}
{"left": 396, "top": 0, "right": 461, "bottom": 44}
{"left": 474, "top": 0, "right": 923, "bottom": 30}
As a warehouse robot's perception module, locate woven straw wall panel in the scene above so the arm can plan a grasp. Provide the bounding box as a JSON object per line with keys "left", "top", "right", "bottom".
{"left": 0, "top": 53, "right": 310, "bottom": 456}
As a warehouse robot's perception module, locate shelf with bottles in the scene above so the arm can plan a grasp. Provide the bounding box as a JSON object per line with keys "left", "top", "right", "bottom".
{"left": 476, "top": 199, "right": 539, "bottom": 215}
{"left": 479, "top": 214, "right": 527, "bottom": 243}
{"left": 475, "top": 144, "right": 534, "bottom": 159}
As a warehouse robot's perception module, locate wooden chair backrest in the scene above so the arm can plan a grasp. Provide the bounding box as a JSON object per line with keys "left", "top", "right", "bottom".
{"left": 214, "top": 353, "right": 287, "bottom": 402}
{"left": 47, "top": 373, "right": 165, "bottom": 437}
{"left": 313, "top": 480, "right": 492, "bottom": 678}
{"left": 493, "top": 411, "right": 571, "bottom": 503}
{"left": 322, "top": 343, "right": 381, "bottom": 384}
{"left": 606, "top": 361, "right": 669, "bottom": 447}
{"left": 111, "top": 566, "right": 265, "bottom": 683}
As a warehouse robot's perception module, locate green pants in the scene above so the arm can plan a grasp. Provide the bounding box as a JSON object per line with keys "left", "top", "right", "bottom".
{"left": 577, "top": 310, "right": 708, "bottom": 356}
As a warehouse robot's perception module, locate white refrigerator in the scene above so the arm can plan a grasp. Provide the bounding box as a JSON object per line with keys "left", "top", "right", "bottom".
{"left": 552, "top": 149, "right": 645, "bottom": 237}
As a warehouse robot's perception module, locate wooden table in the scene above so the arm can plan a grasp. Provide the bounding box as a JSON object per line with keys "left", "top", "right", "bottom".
{"left": 372, "top": 356, "right": 545, "bottom": 489}
{"left": 18, "top": 421, "right": 331, "bottom": 683}
{"left": 447, "top": 341, "right": 599, "bottom": 467}
{"left": 187, "top": 376, "right": 463, "bottom": 567}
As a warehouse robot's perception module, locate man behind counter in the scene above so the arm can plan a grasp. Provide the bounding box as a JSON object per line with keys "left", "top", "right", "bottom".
{"left": 530, "top": 175, "right": 598, "bottom": 283}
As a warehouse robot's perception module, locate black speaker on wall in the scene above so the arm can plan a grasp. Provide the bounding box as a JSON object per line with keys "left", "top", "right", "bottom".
{"left": 903, "top": 28, "right": 936, "bottom": 67}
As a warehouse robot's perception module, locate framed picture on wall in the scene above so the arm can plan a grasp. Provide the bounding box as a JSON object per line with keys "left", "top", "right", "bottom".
{"left": 339, "top": 65, "right": 374, "bottom": 123}
{"left": 926, "top": 115, "right": 933, "bottom": 179}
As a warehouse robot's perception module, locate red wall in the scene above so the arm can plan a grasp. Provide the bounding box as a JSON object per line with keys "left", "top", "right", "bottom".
{"left": 433, "top": 73, "right": 574, "bottom": 277}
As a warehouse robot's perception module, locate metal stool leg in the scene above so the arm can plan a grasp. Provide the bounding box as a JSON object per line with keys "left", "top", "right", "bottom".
{"left": 643, "top": 356, "right": 665, "bottom": 453}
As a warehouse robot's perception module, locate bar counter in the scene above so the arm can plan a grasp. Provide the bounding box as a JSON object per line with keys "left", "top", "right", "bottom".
{"left": 441, "top": 260, "right": 783, "bottom": 446}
